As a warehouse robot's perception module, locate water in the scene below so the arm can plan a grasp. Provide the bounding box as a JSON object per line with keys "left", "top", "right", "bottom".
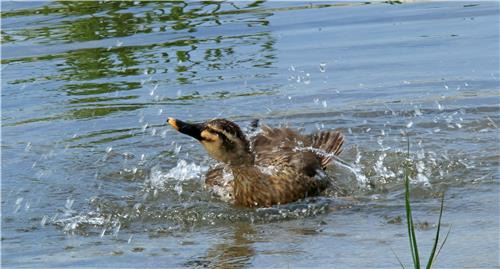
{"left": 2, "top": 1, "right": 499, "bottom": 267}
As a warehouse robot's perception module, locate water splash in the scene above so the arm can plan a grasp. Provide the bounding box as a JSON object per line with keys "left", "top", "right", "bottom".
{"left": 207, "top": 166, "right": 234, "bottom": 203}
{"left": 293, "top": 146, "right": 368, "bottom": 187}
{"left": 373, "top": 152, "right": 395, "bottom": 180}
{"left": 53, "top": 211, "right": 121, "bottom": 234}
{"left": 146, "top": 160, "right": 207, "bottom": 193}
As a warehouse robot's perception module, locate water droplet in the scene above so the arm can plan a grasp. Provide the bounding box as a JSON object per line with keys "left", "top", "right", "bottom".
{"left": 319, "top": 63, "right": 326, "bottom": 73}
{"left": 377, "top": 136, "right": 384, "bottom": 146}
{"left": 414, "top": 107, "right": 423, "bottom": 116}
{"left": 25, "top": 142, "right": 32, "bottom": 152}
{"left": 40, "top": 215, "right": 48, "bottom": 226}
{"left": 435, "top": 101, "right": 443, "bottom": 111}
{"left": 304, "top": 73, "right": 311, "bottom": 85}
{"left": 113, "top": 223, "right": 121, "bottom": 237}
{"left": 486, "top": 116, "right": 498, "bottom": 128}
{"left": 14, "top": 197, "right": 24, "bottom": 213}
{"left": 174, "top": 183, "right": 183, "bottom": 195}
{"left": 174, "top": 145, "right": 182, "bottom": 154}
{"left": 65, "top": 198, "right": 74, "bottom": 210}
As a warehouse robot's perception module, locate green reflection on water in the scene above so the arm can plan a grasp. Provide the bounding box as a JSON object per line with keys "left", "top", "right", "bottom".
{"left": 1, "top": 0, "right": 280, "bottom": 143}
{"left": 70, "top": 105, "right": 143, "bottom": 119}
{"left": 64, "top": 82, "right": 141, "bottom": 96}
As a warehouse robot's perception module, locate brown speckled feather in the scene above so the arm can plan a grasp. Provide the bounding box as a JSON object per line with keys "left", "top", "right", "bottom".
{"left": 204, "top": 124, "right": 344, "bottom": 207}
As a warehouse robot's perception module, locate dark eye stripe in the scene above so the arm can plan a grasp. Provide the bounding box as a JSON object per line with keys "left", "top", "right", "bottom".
{"left": 212, "top": 130, "right": 226, "bottom": 139}
{"left": 206, "top": 129, "right": 235, "bottom": 148}
{"left": 202, "top": 129, "right": 225, "bottom": 142}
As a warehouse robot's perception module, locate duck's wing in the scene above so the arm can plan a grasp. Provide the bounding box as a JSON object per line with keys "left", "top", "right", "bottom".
{"left": 252, "top": 125, "right": 344, "bottom": 170}
{"left": 308, "top": 130, "right": 344, "bottom": 169}
{"left": 251, "top": 125, "right": 323, "bottom": 177}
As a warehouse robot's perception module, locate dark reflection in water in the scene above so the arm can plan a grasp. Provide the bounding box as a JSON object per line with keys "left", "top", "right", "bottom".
{"left": 1, "top": 1, "right": 269, "bottom": 43}
{"left": 2, "top": 1, "right": 278, "bottom": 130}
{"left": 186, "top": 222, "right": 256, "bottom": 268}
{"left": 65, "top": 82, "right": 141, "bottom": 96}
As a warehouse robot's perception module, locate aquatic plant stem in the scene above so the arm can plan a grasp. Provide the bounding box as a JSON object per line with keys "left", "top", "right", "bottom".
{"left": 426, "top": 194, "right": 444, "bottom": 268}
{"left": 432, "top": 225, "right": 451, "bottom": 268}
{"left": 403, "top": 137, "right": 449, "bottom": 269}
{"left": 405, "top": 138, "right": 420, "bottom": 269}
{"left": 405, "top": 164, "right": 420, "bottom": 269}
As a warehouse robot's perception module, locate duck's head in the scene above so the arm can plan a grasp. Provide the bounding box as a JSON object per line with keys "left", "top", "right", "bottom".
{"left": 167, "top": 117, "right": 254, "bottom": 165}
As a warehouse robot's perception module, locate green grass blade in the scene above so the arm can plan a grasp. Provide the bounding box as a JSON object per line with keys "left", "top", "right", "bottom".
{"left": 426, "top": 194, "right": 445, "bottom": 269}
{"left": 391, "top": 248, "right": 406, "bottom": 269}
{"left": 404, "top": 138, "right": 420, "bottom": 268}
{"left": 405, "top": 168, "right": 420, "bottom": 269}
{"left": 432, "top": 225, "right": 452, "bottom": 268}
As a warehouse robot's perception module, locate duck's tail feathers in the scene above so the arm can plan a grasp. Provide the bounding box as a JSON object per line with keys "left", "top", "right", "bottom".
{"left": 309, "top": 131, "right": 344, "bottom": 169}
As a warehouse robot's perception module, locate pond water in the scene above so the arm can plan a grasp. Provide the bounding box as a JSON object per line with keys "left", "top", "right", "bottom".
{"left": 1, "top": 1, "right": 499, "bottom": 268}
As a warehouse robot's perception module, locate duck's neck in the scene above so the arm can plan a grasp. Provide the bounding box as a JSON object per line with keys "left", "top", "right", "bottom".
{"left": 227, "top": 150, "right": 255, "bottom": 166}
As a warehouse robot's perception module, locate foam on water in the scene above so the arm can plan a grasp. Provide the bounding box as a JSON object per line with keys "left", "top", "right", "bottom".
{"left": 53, "top": 211, "right": 121, "bottom": 235}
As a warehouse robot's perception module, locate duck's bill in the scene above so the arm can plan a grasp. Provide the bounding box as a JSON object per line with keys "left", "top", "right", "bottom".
{"left": 167, "top": 117, "right": 203, "bottom": 140}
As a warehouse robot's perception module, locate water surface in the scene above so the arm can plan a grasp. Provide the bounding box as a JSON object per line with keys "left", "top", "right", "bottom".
{"left": 2, "top": 1, "right": 499, "bottom": 268}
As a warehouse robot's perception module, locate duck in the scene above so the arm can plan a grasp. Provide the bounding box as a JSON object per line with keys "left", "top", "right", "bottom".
{"left": 167, "top": 117, "right": 344, "bottom": 208}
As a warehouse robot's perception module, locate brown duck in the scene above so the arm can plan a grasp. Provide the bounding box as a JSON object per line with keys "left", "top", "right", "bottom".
{"left": 167, "top": 117, "right": 344, "bottom": 207}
